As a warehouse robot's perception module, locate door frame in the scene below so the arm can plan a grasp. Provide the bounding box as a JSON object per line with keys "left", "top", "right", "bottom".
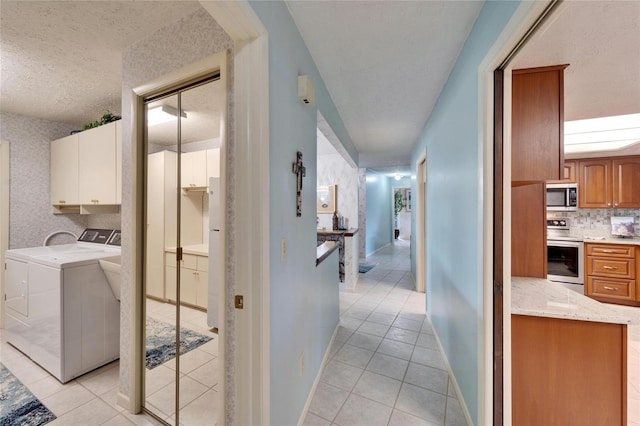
{"left": 415, "top": 152, "right": 426, "bottom": 293}
{"left": 127, "top": 2, "right": 270, "bottom": 424}
{"left": 478, "top": 1, "right": 556, "bottom": 424}
{"left": 0, "top": 140, "right": 9, "bottom": 329}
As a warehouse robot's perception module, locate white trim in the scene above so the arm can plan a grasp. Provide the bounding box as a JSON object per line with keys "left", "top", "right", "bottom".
{"left": 415, "top": 152, "right": 426, "bottom": 294}
{"left": 0, "top": 140, "right": 9, "bottom": 329}
{"left": 477, "top": 2, "right": 555, "bottom": 424}
{"left": 430, "top": 321, "right": 474, "bottom": 425}
{"left": 116, "top": 392, "right": 131, "bottom": 412}
{"left": 366, "top": 242, "right": 391, "bottom": 258}
{"left": 297, "top": 324, "right": 340, "bottom": 426}
{"left": 199, "top": 2, "right": 271, "bottom": 424}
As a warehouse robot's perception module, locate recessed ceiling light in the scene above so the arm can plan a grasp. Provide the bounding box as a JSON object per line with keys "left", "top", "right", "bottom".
{"left": 565, "top": 113, "right": 640, "bottom": 153}
{"left": 147, "top": 105, "right": 187, "bottom": 126}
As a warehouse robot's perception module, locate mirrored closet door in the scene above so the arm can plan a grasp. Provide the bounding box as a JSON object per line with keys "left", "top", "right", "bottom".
{"left": 143, "top": 76, "right": 224, "bottom": 425}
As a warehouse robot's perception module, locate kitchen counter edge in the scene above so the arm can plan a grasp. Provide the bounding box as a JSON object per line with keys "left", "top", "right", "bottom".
{"left": 512, "top": 276, "right": 640, "bottom": 325}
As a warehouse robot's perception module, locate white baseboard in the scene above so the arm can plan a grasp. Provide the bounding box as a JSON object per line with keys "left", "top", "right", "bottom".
{"left": 429, "top": 317, "right": 474, "bottom": 426}
{"left": 116, "top": 391, "right": 131, "bottom": 412}
{"left": 365, "top": 242, "right": 391, "bottom": 258}
{"left": 297, "top": 324, "right": 340, "bottom": 426}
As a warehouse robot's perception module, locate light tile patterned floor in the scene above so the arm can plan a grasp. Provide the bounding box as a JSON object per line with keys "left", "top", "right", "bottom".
{"left": 0, "top": 300, "right": 218, "bottom": 426}
{"left": 303, "top": 239, "right": 469, "bottom": 426}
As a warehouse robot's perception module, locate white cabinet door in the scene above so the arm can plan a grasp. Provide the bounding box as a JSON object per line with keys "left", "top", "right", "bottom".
{"left": 116, "top": 121, "right": 122, "bottom": 205}
{"left": 206, "top": 148, "right": 220, "bottom": 179}
{"left": 181, "top": 151, "right": 207, "bottom": 188}
{"left": 50, "top": 134, "right": 79, "bottom": 205}
{"left": 79, "top": 122, "right": 117, "bottom": 205}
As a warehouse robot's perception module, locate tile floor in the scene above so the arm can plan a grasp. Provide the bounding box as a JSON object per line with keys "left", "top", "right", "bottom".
{"left": 303, "top": 239, "right": 469, "bottom": 426}
{"left": 0, "top": 299, "right": 218, "bottom": 426}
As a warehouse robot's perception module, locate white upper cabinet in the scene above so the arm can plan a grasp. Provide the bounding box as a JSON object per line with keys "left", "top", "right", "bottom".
{"left": 207, "top": 148, "right": 220, "bottom": 179}
{"left": 78, "top": 121, "right": 117, "bottom": 205}
{"left": 180, "top": 150, "right": 207, "bottom": 188}
{"left": 50, "top": 133, "right": 79, "bottom": 205}
{"left": 116, "top": 121, "right": 122, "bottom": 205}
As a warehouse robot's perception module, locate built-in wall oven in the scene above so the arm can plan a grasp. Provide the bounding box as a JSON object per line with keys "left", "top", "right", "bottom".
{"left": 547, "top": 219, "right": 584, "bottom": 285}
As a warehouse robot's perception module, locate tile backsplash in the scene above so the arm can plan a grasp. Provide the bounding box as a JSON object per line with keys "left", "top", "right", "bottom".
{"left": 548, "top": 209, "right": 640, "bottom": 237}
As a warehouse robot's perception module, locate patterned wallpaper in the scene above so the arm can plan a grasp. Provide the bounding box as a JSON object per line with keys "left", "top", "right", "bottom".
{"left": 119, "top": 6, "right": 234, "bottom": 420}
{"left": 548, "top": 208, "right": 640, "bottom": 237}
{"left": 358, "top": 168, "right": 367, "bottom": 258}
{"left": 317, "top": 153, "right": 358, "bottom": 230}
{"left": 0, "top": 112, "right": 89, "bottom": 249}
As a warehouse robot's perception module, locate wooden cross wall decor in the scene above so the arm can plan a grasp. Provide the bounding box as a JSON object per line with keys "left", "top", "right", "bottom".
{"left": 292, "top": 151, "right": 306, "bottom": 217}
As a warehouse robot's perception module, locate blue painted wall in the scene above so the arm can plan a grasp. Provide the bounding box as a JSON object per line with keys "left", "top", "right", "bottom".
{"left": 365, "top": 170, "right": 392, "bottom": 256}
{"left": 409, "top": 2, "right": 520, "bottom": 423}
{"left": 248, "top": 2, "right": 357, "bottom": 425}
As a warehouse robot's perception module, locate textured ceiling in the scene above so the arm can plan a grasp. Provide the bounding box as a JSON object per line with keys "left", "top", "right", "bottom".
{"left": 512, "top": 1, "right": 640, "bottom": 122}
{"left": 286, "top": 1, "right": 484, "bottom": 168}
{"left": 0, "top": 1, "right": 202, "bottom": 127}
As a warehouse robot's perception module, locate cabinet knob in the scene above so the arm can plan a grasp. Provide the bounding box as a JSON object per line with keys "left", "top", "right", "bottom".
{"left": 607, "top": 203, "right": 612, "bottom": 207}
{"left": 91, "top": 199, "right": 99, "bottom": 204}
{"left": 59, "top": 200, "right": 66, "bottom": 204}
{"left": 614, "top": 202, "right": 619, "bottom": 207}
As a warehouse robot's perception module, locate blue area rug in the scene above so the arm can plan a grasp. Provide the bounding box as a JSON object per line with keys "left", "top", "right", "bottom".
{"left": 359, "top": 263, "right": 375, "bottom": 273}
{"left": 0, "top": 363, "right": 56, "bottom": 426}
{"left": 146, "top": 318, "right": 213, "bottom": 370}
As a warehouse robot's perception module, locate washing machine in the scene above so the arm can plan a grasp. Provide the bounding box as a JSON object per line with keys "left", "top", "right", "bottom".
{"left": 4, "top": 229, "right": 121, "bottom": 383}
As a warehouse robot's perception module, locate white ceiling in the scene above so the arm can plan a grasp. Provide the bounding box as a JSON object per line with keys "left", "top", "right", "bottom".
{"left": 0, "top": 1, "right": 201, "bottom": 127}
{"left": 287, "top": 1, "right": 484, "bottom": 168}
{"left": 2, "top": 1, "right": 638, "bottom": 165}
{"left": 511, "top": 0, "right": 640, "bottom": 122}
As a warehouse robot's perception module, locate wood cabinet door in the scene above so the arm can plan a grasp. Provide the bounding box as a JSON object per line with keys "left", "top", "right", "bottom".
{"left": 512, "top": 315, "right": 625, "bottom": 426}
{"left": 511, "top": 182, "right": 547, "bottom": 278}
{"left": 612, "top": 156, "right": 640, "bottom": 208}
{"left": 578, "top": 159, "right": 611, "bottom": 208}
{"left": 511, "top": 65, "right": 567, "bottom": 182}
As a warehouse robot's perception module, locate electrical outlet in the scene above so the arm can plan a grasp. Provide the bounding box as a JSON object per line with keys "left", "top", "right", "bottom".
{"left": 281, "top": 238, "right": 287, "bottom": 261}
{"left": 299, "top": 352, "right": 305, "bottom": 377}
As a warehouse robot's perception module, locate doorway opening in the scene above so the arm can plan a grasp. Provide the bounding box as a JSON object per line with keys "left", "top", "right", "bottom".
{"left": 415, "top": 156, "right": 426, "bottom": 294}
{"left": 138, "top": 69, "right": 227, "bottom": 425}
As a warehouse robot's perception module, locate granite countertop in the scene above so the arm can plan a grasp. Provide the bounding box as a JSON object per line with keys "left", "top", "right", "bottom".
{"left": 317, "top": 228, "right": 359, "bottom": 237}
{"left": 512, "top": 277, "right": 640, "bottom": 325}
{"left": 165, "top": 244, "right": 208, "bottom": 256}
{"left": 580, "top": 236, "right": 640, "bottom": 246}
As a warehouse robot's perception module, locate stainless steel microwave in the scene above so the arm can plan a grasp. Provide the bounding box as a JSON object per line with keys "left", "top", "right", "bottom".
{"left": 546, "top": 183, "right": 578, "bottom": 211}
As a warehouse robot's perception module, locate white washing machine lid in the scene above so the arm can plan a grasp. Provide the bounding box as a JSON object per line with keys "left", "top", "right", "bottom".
{"left": 6, "top": 229, "right": 121, "bottom": 268}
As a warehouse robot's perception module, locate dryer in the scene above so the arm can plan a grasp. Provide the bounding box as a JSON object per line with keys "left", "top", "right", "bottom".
{"left": 4, "top": 229, "right": 121, "bottom": 383}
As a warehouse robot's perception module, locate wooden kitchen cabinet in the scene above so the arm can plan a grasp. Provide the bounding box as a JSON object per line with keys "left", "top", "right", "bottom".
{"left": 512, "top": 314, "right": 626, "bottom": 426}
{"left": 585, "top": 242, "right": 639, "bottom": 306}
{"left": 78, "top": 121, "right": 118, "bottom": 205}
{"left": 50, "top": 133, "right": 79, "bottom": 206}
{"left": 578, "top": 156, "right": 640, "bottom": 208}
{"left": 563, "top": 160, "right": 576, "bottom": 182}
{"left": 512, "top": 65, "right": 568, "bottom": 182}
{"left": 511, "top": 182, "right": 547, "bottom": 278}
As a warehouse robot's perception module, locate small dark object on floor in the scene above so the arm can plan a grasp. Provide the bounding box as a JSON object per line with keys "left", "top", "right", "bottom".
{"left": 359, "top": 263, "right": 375, "bottom": 273}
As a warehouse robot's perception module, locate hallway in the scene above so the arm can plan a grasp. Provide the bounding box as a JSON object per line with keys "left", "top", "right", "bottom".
{"left": 304, "top": 239, "right": 468, "bottom": 426}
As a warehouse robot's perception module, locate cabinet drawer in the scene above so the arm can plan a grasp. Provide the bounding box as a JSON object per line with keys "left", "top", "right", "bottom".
{"left": 587, "top": 276, "right": 636, "bottom": 301}
{"left": 197, "top": 255, "right": 208, "bottom": 272}
{"left": 586, "top": 244, "right": 634, "bottom": 258}
{"left": 182, "top": 254, "right": 198, "bottom": 270}
{"left": 588, "top": 257, "right": 635, "bottom": 278}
